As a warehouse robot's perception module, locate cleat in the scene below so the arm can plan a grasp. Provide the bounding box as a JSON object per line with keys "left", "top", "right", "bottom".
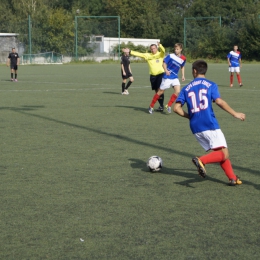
{"left": 156, "top": 106, "right": 164, "bottom": 112}
{"left": 165, "top": 105, "right": 171, "bottom": 113}
{"left": 192, "top": 157, "right": 206, "bottom": 178}
{"left": 14, "top": 79, "right": 18, "bottom": 82}
{"left": 11, "top": 78, "right": 13, "bottom": 82}
{"left": 239, "top": 83, "right": 243, "bottom": 87}
{"left": 122, "top": 91, "right": 127, "bottom": 95}
{"left": 124, "top": 89, "right": 129, "bottom": 95}
{"left": 230, "top": 84, "right": 233, "bottom": 88}
{"left": 229, "top": 176, "right": 242, "bottom": 186}
{"left": 148, "top": 107, "right": 154, "bottom": 114}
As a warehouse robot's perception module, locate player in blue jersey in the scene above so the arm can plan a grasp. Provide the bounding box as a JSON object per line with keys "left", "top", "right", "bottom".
{"left": 148, "top": 43, "right": 186, "bottom": 114}
{"left": 174, "top": 60, "right": 245, "bottom": 186}
{"left": 227, "top": 45, "right": 243, "bottom": 87}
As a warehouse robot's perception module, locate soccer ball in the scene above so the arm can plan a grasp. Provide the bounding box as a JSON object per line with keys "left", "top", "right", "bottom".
{"left": 147, "top": 156, "right": 163, "bottom": 172}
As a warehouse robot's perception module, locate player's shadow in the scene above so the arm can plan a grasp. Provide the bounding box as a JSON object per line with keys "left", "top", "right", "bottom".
{"left": 128, "top": 158, "right": 227, "bottom": 188}
{"left": 115, "top": 106, "right": 167, "bottom": 115}
{"left": 0, "top": 105, "right": 45, "bottom": 111}
{"left": 103, "top": 91, "right": 121, "bottom": 95}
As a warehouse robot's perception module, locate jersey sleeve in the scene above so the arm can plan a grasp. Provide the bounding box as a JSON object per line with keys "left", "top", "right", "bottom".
{"left": 159, "top": 44, "right": 165, "bottom": 58}
{"left": 130, "top": 50, "right": 149, "bottom": 60}
{"left": 176, "top": 88, "right": 186, "bottom": 106}
{"left": 211, "top": 83, "right": 221, "bottom": 101}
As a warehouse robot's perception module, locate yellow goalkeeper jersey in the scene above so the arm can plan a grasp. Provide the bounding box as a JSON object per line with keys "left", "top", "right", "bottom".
{"left": 130, "top": 44, "right": 165, "bottom": 76}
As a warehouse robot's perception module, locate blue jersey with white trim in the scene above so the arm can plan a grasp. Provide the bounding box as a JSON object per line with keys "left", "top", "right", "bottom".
{"left": 227, "top": 51, "right": 241, "bottom": 67}
{"left": 176, "top": 77, "right": 221, "bottom": 134}
{"left": 163, "top": 53, "right": 186, "bottom": 79}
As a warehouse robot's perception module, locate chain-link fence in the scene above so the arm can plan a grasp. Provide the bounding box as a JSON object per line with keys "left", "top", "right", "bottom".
{"left": 0, "top": 15, "right": 120, "bottom": 64}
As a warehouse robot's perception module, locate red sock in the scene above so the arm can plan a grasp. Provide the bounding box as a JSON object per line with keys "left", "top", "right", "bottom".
{"left": 230, "top": 75, "right": 234, "bottom": 85}
{"left": 237, "top": 74, "right": 242, "bottom": 84}
{"left": 199, "top": 150, "right": 225, "bottom": 164}
{"left": 150, "top": 93, "right": 160, "bottom": 108}
{"left": 167, "top": 94, "right": 178, "bottom": 107}
{"left": 220, "top": 159, "right": 237, "bottom": 180}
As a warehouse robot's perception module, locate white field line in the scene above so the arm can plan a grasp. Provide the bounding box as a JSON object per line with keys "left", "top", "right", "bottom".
{"left": 0, "top": 81, "right": 259, "bottom": 92}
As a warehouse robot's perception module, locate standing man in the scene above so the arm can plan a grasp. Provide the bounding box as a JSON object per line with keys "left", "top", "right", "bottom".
{"left": 121, "top": 50, "right": 134, "bottom": 95}
{"left": 7, "top": 48, "right": 20, "bottom": 82}
{"left": 148, "top": 43, "right": 186, "bottom": 114}
{"left": 227, "top": 45, "right": 243, "bottom": 87}
{"left": 174, "top": 60, "right": 245, "bottom": 186}
{"left": 123, "top": 42, "right": 165, "bottom": 111}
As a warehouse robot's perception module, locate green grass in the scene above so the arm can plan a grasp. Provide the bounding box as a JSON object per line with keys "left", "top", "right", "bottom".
{"left": 0, "top": 63, "right": 259, "bottom": 260}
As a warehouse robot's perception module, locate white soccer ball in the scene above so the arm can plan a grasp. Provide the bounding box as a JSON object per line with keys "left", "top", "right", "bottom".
{"left": 147, "top": 156, "right": 163, "bottom": 172}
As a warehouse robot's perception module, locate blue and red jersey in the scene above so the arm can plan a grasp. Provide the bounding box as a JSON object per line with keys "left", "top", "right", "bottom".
{"left": 163, "top": 54, "right": 186, "bottom": 79}
{"left": 176, "top": 77, "right": 221, "bottom": 134}
{"left": 227, "top": 51, "right": 241, "bottom": 67}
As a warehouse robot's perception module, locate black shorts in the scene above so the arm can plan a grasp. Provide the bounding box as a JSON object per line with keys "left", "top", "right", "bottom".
{"left": 121, "top": 71, "right": 133, "bottom": 79}
{"left": 10, "top": 64, "right": 18, "bottom": 70}
{"left": 150, "top": 73, "right": 163, "bottom": 91}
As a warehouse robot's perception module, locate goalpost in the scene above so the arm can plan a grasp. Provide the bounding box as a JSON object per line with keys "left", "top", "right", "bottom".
{"left": 74, "top": 16, "right": 120, "bottom": 60}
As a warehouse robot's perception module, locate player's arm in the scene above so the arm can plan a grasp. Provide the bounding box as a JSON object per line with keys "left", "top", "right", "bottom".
{"left": 121, "top": 63, "right": 126, "bottom": 75}
{"left": 6, "top": 58, "right": 10, "bottom": 67}
{"left": 215, "top": 98, "right": 245, "bottom": 121}
{"left": 129, "top": 50, "right": 149, "bottom": 60}
{"left": 173, "top": 102, "right": 190, "bottom": 119}
{"left": 239, "top": 58, "right": 242, "bottom": 68}
{"left": 129, "top": 64, "right": 132, "bottom": 74}
{"left": 181, "top": 66, "right": 185, "bottom": 81}
{"left": 163, "top": 61, "right": 170, "bottom": 76}
{"left": 227, "top": 57, "right": 231, "bottom": 66}
{"left": 17, "top": 57, "right": 20, "bottom": 65}
{"left": 158, "top": 42, "right": 165, "bottom": 57}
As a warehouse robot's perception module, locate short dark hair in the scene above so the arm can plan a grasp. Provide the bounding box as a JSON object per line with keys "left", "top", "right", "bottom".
{"left": 192, "top": 60, "right": 208, "bottom": 75}
{"left": 150, "top": 44, "right": 157, "bottom": 48}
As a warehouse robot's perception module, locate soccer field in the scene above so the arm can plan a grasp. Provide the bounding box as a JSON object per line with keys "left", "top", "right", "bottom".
{"left": 0, "top": 63, "right": 259, "bottom": 259}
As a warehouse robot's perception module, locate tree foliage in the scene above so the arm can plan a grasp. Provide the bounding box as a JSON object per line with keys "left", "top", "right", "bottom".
{"left": 0, "top": 0, "right": 259, "bottom": 59}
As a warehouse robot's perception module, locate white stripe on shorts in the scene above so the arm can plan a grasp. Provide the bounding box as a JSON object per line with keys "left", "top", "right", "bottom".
{"left": 194, "top": 129, "right": 227, "bottom": 151}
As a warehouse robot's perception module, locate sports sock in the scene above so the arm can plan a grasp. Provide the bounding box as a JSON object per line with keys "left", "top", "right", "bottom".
{"left": 15, "top": 74, "right": 17, "bottom": 79}
{"left": 237, "top": 74, "right": 242, "bottom": 84}
{"left": 150, "top": 93, "right": 160, "bottom": 108}
{"left": 11, "top": 73, "right": 13, "bottom": 79}
{"left": 230, "top": 75, "right": 234, "bottom": 85}
{"left": 167, "top": 94, "right": 178, "bottom": 107}
{"left": 125, "top": 81, "right": 132, "bottom": 89}
{"left": 199, "top": 150, "right": 225, "bottom": 165}
{"left": 220, "top": 159, "right": 237, "bottom": 180}
{"left": 122, "top": 82, "right": 126, "bottom": 93}
{"left": 158, "top": 93, "right": 164, "bottom": 107}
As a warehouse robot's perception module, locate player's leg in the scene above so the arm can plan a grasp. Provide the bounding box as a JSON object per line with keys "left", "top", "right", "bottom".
{"left": 125, "top": 75, "right": 134, "bottom": 94}
{"left": 10, "top": 67, "right": 14, "bottom": 81}
{"left": 193, "top": 130, "right": 242, "bottom": 185}
{"left": 235, "top": 68, "right": 243, "bottom": 87}
{"left": 165, "top": 84, "right": 181, "bottom": 113}
{"left": 121, "top": 78, "right": 127, "bottom": 94}
{"left": 156, "top": 74, "right": 164, "bottom": 110}
{"left": 229, "top": 68, "right": 234, "bottom": 87}
{"left": 14, "top": 67, "right": 18, "bottom": 81}
{"left": 148, "top": 89, "right": 164, "bottom": 114}
{"left": 149, "top": 78, "right": 170, "bottom": 113}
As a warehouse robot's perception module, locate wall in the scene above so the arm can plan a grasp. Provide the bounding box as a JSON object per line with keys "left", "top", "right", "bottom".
{"left": 0, "top": 33, "right": 19, "bottom": 63}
